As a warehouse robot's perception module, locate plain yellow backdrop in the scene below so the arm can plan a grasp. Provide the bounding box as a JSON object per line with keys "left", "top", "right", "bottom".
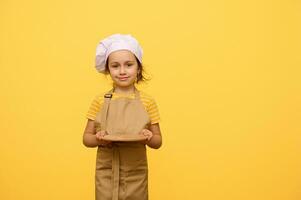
{"left": 1, "top": 0, "right": 300, "bottom": 199}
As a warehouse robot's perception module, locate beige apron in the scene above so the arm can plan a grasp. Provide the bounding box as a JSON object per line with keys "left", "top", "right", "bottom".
{"left": 94, "top": 87, "right": 151, "bottom": 200}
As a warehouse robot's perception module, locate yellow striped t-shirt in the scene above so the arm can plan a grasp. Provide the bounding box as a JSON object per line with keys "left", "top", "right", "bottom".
{"left": 86, "top": 90, "right": 160, "bottom": 124}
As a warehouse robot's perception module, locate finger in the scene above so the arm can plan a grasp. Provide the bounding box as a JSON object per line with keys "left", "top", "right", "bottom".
{"left": 96, "top": 133, "right": 105, "bottom": 140}
{"left": 100, "top": 132, "right": 106, "bottom": 137}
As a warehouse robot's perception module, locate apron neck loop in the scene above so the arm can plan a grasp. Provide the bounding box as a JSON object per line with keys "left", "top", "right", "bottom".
{"left": 108, "top": 86, "right": 140, "bottom": 99}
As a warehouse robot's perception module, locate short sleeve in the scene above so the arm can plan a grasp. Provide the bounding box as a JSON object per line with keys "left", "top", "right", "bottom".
{"left": 86, "top": 95, "right": 103, "bottom": 120}
{"left": 147, "top": 97, "right": 161, "bottom": 124}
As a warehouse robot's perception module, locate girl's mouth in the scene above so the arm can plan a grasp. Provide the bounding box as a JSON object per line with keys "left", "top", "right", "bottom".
{"left": 118, "top": 77, "right": 129, "bottom": 81}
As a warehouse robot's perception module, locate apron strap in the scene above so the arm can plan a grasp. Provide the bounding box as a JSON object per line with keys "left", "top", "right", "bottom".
{"left": 112, "top": 147, "right": 120, "bottom": 200}
{"left": 100, "top": 88, "right": 114, "bottom": 131}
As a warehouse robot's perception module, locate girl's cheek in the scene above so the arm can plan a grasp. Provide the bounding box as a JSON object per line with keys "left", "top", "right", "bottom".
{"left": 109, "top": 70, "right": 117, "bottom": 76}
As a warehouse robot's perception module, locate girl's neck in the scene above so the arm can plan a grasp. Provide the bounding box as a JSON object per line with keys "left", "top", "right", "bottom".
{"left": 113, "top": 84, "right": 136, "bottom": 95}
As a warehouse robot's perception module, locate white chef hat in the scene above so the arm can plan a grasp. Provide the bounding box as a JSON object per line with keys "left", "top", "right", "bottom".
{"left": 95, "top": 33, "right": 143, "bottom": 73}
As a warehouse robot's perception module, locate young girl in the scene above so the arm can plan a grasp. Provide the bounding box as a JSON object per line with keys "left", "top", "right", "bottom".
{"left": 83, "top": 33, "right": 162, "bottom": 200}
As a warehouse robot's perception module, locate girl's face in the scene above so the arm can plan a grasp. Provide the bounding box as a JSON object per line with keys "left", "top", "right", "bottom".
{"left": 107, "top": 50, "right": 140, "bottom": 88}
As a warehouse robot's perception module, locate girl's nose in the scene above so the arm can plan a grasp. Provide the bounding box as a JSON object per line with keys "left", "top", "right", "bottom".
{"left": 119, "top": 65, "right": 126, "bottom": 74}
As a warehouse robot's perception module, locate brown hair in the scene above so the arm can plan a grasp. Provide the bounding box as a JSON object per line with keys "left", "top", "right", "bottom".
{"left": 104, "top": 56, "right": 150, "bottom": 84}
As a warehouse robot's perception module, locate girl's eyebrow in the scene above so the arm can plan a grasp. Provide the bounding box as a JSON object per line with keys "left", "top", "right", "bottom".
{"left": 110, "top": 61, "right": 134, "bottom": 64}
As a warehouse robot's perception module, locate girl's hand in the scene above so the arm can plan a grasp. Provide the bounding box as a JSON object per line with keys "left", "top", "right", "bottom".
{"left": 95, "top": 130, "right": 112, "bottom": 146}
{"left": 139, "top": 129, "right": 153, "bottom": 144}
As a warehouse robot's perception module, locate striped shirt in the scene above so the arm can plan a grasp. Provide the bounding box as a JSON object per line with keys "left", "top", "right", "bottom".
{"left": 86, "top": 90, "right": 160, "bottom": 124}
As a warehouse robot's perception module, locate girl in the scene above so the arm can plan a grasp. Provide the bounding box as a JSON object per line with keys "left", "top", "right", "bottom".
{"left": 83, "top": 33, "right": 162, "bottom": 200}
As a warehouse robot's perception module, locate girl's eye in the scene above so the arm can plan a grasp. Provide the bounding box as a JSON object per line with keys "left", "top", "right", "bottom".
{"left": 111, "top": 65, "right": 118, "bottom": 68}
{"left": 127, "top": 64, "right": 132, "bottom": 66}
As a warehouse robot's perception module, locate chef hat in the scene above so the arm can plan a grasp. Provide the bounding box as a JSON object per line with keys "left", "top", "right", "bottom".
{"left": 95, "top": 33, "right": 143, "bottom": 73}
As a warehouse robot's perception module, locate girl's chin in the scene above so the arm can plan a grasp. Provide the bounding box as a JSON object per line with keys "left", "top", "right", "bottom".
{"left": 114, "top": 81, "right": 135, "bottom": 87}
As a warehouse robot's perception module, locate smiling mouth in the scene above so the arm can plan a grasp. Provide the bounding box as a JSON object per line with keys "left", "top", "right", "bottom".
{"left": 118, "top": 77, "right": 129, "bottom": 80}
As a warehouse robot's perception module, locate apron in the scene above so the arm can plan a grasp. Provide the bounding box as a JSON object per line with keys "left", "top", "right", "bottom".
{"left": 94, "top": 87, "right": 151, "bottom": 200}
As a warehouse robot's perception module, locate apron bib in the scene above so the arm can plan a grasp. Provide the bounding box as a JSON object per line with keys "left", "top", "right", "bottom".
{"left": 94, "top": 87, "right": 151, "bottom": 200}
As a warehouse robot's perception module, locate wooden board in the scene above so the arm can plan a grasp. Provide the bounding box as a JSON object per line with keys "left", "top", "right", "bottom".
{"left": 102, "top": 134, "right": 147, "bottom": 142}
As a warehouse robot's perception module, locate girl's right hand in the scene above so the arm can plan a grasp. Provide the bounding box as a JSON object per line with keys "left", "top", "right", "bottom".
{"left": 95, "top": 130, "right": 112, "bottom": 146}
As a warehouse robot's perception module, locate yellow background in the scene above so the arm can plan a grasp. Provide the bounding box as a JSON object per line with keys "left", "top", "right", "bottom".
{"left": 1, "top": 0, "right": 300, "bottom": 199}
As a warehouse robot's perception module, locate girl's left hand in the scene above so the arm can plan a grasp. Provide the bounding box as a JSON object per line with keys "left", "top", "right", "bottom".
{"left": 139, "top": 129, "right": 153, "bottom": 142}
